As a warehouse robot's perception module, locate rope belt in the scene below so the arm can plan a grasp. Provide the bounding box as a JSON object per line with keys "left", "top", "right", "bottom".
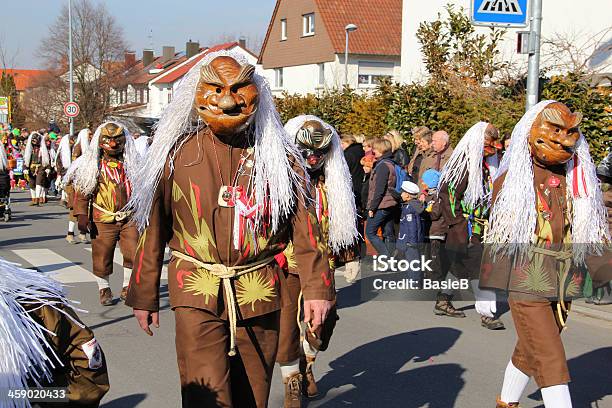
{"left": 529, "top": 246, "right": 573, "bottom": 328}
{"left": 171, "top": 250, "right": 276, "bottom": 356}
{"left": 92, "top": 203, "right": 132, "bottom": 222}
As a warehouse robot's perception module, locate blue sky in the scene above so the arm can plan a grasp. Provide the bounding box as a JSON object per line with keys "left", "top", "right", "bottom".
{"left": 1, "top": 0, "right": 277, "bottom": 69}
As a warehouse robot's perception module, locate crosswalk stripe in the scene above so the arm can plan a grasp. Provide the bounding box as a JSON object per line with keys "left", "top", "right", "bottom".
{"left": 84, "top": 247, "right": 168, "bottom": 280}
{"left": 11, "top": 248, "right": 97, "bottom": 283}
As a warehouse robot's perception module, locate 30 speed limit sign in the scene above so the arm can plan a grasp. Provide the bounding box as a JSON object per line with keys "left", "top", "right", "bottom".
{"left": 64, "top": 101, "right": 80, "bottom": 118}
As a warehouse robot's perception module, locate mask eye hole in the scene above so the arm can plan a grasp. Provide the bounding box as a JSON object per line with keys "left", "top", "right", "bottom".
{"left": 555, "top": 127, "right": 561, "bottom": 133}
{"left": 215, "top": 87, "right": 222, "bottom": 94}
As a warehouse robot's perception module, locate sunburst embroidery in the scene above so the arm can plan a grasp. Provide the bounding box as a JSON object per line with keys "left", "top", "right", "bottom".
{"left": 183, "top": 268, "right": 220, "bottom": 303}
{"left": 236, "top": 273, "right": 275, "bottom": 311}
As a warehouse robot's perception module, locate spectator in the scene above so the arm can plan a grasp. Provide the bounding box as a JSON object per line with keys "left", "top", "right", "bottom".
{"left": 384, "top": 130, "right": 411, "bottom": 169}
{"left": 366, "top": 138, "right": 399, "bottom": 256}
{"left": 397, "top": 180, "right": 424, "bottom": 281}
{"left": 341, "top": 134, "right": 365, "bottom": 210}
{"left": 408, "top": 126, "right": 433, "bottom": 181}
{"left": 420, "top": 130, "right": 454, "bottom": 176}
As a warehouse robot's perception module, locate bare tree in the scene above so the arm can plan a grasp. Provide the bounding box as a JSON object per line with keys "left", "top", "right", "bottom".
{"left": 37, "top": 0, "right": 127, "bottom": 128}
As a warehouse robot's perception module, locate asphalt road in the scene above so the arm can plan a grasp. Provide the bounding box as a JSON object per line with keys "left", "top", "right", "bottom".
{"left": 1, "top": 191, "right": 611, "bottom": 408}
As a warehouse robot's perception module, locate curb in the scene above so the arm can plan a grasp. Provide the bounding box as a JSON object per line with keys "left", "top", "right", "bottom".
{"left": 571, "top": 303, "right": 612, "bottom": 322}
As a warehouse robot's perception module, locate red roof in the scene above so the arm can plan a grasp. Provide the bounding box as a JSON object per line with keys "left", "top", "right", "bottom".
{"left": 315, "top": 0, "right": 402, "bottom": 56}
{"left": 1, "top": 69, "right": 48, "bottom": 91}
{"left": 152, "top": 42, "right": 240, "bottom": 85}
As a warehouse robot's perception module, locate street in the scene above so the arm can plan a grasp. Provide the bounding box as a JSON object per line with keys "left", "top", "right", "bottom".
{"left": 1, "top": 191, "right": 611, "bottom": 408}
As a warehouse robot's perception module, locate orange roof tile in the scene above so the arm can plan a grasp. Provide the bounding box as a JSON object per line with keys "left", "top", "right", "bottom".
{"left": 0, "top": 69, "right": 49, "bottom": 91}
{"left": 315, "top": 0, "right": 402, "bottom": 56}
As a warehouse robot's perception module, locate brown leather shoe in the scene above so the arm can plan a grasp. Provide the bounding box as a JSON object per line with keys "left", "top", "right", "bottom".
{"left": 482, "top": 316, "right": 505, "bottom": 330}
{"left": 496, "top": 396, "right": 520, "bottom": 407}
{"left": 300, "top": 354, "right": 319, "bottom": 398}
{"left": 283, "top": 372, "right": 303, "bottom": 408}
{"left": 434, "top": 293, "right": 466, "bottom": 317}
{"left": 120, "top": 286, "right": 129, "bottom": 301}
{"left": 99, "top": 288, "right": 114, "bottom": 306}
{"left": 65, "top": 234, "right": 76, "bottom": 244}
{"left": 29, "top": 198, "right": 38, "bottom": 206}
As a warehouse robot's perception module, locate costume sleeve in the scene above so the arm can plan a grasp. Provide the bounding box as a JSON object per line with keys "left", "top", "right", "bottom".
{"left": 125, "top": 164, "right": 173, "bottom": 312}
{"left": 72, "top": 189, "right": 90, "bottom": 217}
{"left": 291, "top": 187, "right": 336, "bottom": 302}
{"left": 439, "top": 172, "right": 468, "bottom": 227}
{"left": 368, "top": 162, "right": 390, "bottom": 210}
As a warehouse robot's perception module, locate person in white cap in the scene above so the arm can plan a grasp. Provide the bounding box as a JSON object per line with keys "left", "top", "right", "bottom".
{"left": 397, "top": 180, "right": 425, "bottom": 281}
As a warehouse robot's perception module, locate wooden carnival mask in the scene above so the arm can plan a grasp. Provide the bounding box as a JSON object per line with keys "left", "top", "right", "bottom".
{"left": 295, "top": 120, "right": 333, "bottom": 171}
{"left": 99, "top": 123, "right": 126, "bottom": 159}
{"left": 483, "top": 124, "right": 502, "bottom": 158}
{"left": 529, "top": 102, "right": 582, "bottom": 166}
{"left": 195, "top": 56, "right": 259, "bottom": 137}
{"left": 31, "top": 133, "right": 41, "bottom": 147}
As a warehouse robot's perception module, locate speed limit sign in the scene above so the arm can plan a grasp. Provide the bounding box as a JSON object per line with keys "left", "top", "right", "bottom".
{"left": 64, "top": 101, "right": 80, "bottom": 118}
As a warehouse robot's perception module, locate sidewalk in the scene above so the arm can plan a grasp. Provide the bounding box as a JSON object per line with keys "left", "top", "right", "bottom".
{"left": 572, "top": 299, "right": 612, "bottom": 322}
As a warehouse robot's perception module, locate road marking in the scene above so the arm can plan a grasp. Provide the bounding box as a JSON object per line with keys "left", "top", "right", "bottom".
{"left": 12, "top": 248, "right": 97, "bottom": 283}
{"left": 84, "top": 247, "right": 168, "bottom": 280}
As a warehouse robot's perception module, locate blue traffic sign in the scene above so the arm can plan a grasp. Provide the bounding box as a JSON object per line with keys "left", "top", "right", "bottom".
{"left": 471, "top": 0, "right": 529, "bottom": 27}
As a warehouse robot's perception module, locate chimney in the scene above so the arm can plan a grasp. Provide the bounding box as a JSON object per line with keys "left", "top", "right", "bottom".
{"left": 142, "top": 49, "right": 154, "bottom": 67}
{"left": 186, "top": 40, "right": 200, "bottom": 59}
{"left": 124, "top": 51, "right": 136, "bottom": 69}
{"left": 238, "top": 37, "right": 247, "bottom": 50}
{"left": 162, "top": 46, "right": 175, "bottom": 62}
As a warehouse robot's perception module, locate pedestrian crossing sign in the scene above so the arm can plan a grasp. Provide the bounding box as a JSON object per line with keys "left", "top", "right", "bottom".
{"left": 471, "top": 0, "right": 529, "bottom": 27}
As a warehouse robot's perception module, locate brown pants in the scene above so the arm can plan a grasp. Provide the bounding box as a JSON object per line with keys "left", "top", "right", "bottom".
{"left": 509, "top": 298, "right": 570, "bottom": 388}
{"left": 174, "top": 307, "right": 280, "bottom": 408}
{"left": 91, "top": 221, "right": 137, "bottom": 278}
{"left": 277, "top": 272, "right": 302, "bottom": 364}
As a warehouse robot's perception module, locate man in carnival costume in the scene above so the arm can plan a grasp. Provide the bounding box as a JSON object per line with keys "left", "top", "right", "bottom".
{"left": 277, "top": 115, "right": 357, "bottom": 407}
{"left": 124, "top": 52, "right": 335, "bottom": 408}
{"left": 23, "top": 131, "right": 51, "bottom": 206}
{"left": 437, "top": 122, "right": 505, "bottom": 329}
{"left": 0, "top": 257, "right": 109, "bottom": 408}
{"left": 66, "top": 122, "right": 140, "bottom": 306}
{"left": 479, "top": 101, "right": 611, "bottom": 408}
{"left": 56, "top": 129, "right": 90, "bottom": 244}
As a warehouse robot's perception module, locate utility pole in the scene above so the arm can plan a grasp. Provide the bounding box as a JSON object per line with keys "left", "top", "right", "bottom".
{"left": 344, "top": 24, "right": 357, "bottom": 87}
{"left": 525, "top": 0, "right": 542, "bottom": 110}
{"left": 68, "top": 0, "right": 74, "bottom": 136}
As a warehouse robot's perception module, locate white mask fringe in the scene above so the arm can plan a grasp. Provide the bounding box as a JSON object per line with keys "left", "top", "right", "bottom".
{"left": 127, "top": 49, "right": 306, "bottom": 234}
{"left": 56, "top": 134, "right": 73, "bottom": 169}
{"left": 0, "top": 141, "right": 7, "bottom": 172}
{"left": 284, "top": 115, "right": 358, "bottom": 253}
{"left": 486, "top": 100, "right": 610, "bottom": 263}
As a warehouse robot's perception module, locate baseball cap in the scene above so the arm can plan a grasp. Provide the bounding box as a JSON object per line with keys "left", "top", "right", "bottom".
{"left": 401, "top": 181, "right": 420, "bottom": 195}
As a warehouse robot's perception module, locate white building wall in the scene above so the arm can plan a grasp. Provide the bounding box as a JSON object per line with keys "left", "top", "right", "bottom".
{"left": 401, "top": 0, "right": 612, "bottom": 83}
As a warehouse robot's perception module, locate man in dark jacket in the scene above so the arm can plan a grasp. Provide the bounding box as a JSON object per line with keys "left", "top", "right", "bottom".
{"left": 341, "top": 134, "right": 365, "bottom": 210}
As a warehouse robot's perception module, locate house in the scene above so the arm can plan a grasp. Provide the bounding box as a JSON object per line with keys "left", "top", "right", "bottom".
{"left": 109, "top": 41, "right": 258, "bottom": 126}
{"left": 400, "top": 0, "right": 612, "bottom": 83}
{"left": 258, "top": 0, "right": 402, "bottom": 95}
{"left": 0, "top": 69, "right": 48, "bottom": 101}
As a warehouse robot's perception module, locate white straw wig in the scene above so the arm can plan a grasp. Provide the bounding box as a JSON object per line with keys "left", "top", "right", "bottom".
{"left": 0, "top": 141, "right": 7, "bottom": 172}
{"left": 77, "top": 128, "right": 92, "bottom": 154}
{"left": 24, "top": 132, "right": 50, "bottom": 168}
{"left": 0, "top": 257, "right": 84, "bottom": 407}
{"left": 56, "top": 134, "right": 73, "bottom": 168}
{"left": 439, "top": 121, "right": 499, "bottom": 210}
{"left": 128, "top": 49, "right": 306, "bottom": 233}
{"left": 284, "top": 115, "right": 358, "bottom": 253}
{"left": 65, "top": 121, "right": 139, "bottom": 195}
{"left": 486, "top": 100, "right": 610, "bottom": 263}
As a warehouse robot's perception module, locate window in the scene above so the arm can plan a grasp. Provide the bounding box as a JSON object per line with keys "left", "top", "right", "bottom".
{"left": 302, "top": 13, "right": 315, "bottom": 36}
{"left": 139, "top": 88, "right": 144, "bottom": 103}
{"left": 274, "top": 68, "right": 284, "bottom": 88}
{"left": 145, "top": 88, "right": 150, "bottom": 103}
{"left": 318, "top": 63, "right": 325, "bottom": 86}
{"left": 280, "top": 19, "right": 287, "bottom": 40}
{"left": 357, "top": 61, "right": 394, "bottom": 87}
{"left": 167, "top": 88, "right": 173, "bottom": 103}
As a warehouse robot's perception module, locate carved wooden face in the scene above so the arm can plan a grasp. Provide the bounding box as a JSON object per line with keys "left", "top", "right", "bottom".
{"left": 529, "top": 102, "right": 582, "bottom": 166}
{"left": 99, "top": 123, "right": 126, "bottom": 159}
{"left": 195, "top": 56, "right": 259, "bottom": 137}
{"left": 31, "top": 133, "right": 41, "bottom": 147}
{"left": 483, "top": 124, "right": 502, "bottom": 158}
{"left": 295, "top": 120, "right": 333, "bottom": 171}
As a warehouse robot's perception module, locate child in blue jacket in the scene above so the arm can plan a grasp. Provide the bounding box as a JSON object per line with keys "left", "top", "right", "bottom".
{"left": 397, "top": 181, "right": 424, "bottom": 281}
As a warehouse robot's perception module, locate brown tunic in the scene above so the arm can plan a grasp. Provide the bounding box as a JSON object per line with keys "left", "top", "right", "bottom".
{"left": 126, "top": 129, "right": 334, "bottom": 320}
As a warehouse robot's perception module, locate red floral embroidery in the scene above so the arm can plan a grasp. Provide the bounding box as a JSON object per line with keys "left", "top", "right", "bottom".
{"left": 321, "top": 271, "right": 331, "bottom": 287}
{"left": 176, "top": 270, "right": 193, "bottom": 289}
{"left": 307, "top": 216, "right": 316, "bottom": 248}
{"left": 135, "top": 249, "right": 145, "bottom": 284}
{"left": 184, "top": 240, "right": 196, "bottom": 257}
{"left": 191, "top": 182, "right": 202, "bottom": 218}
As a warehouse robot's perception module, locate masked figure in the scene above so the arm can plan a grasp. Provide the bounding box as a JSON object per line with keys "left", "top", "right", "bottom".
{"left": 124, "top": 52, "right": 335, "bottom": 408}
{"left": 435, "top": 122, "right": 505, "bottom": 329}
{"left": 0, "top": 257, "right": 109, "bottom": 408}
{"left": 23, "top": 131, "right": 51, "bottom": 206}
{"left": 480, "top": 101, "right": 611, "bottom": 408}
{"left": 277, "top": 116, "right": 357, "bottom": 407}
{"left": 67, "top": 122, "right": 139, "bottom": 306}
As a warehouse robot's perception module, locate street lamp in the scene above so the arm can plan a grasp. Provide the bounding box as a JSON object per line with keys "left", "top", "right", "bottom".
{"left": 68, "top": 0, "right": 74, "bottom": 136}
{"left": 344, "top": 23, "right": 357, "bottom": 86}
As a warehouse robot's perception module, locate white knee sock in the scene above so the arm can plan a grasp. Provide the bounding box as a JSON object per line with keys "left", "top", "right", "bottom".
{"left": 30, "top": 188, "right": 36, "bottom": 199}
{"left": 35, "top": 185, "right": 43, "bottom": 198}
{"left": 68, "top": 221, "right": 75, "bottom": 233}
{"left": 279, "top": 359, "right": 300, "bottom": 378}
{"left": 541, "top": 384, "right": 572, "bottom": 408}
{"left": 500, "top": 361, "right": 530, "bottom": 403}
{"left": 61, "top": 190, "right": 67, "bottom": 200}
{"left": 123, "top": 267, "right": 132, "bottom": 287}
{"left": 95, "top": 276, "right": 110, "bottom": 290}
{"left": 302, "top": 337, "right": 318, "bottom": 358}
